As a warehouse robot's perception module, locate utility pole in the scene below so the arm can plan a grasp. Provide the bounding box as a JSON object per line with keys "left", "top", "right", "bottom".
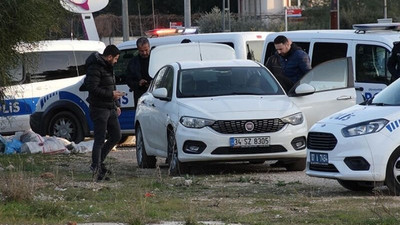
{"left": 330, "top": 0, "right": 339, "bottom": 29}
{"left": 184, "top": 0, "right": 191, "bottom": 28}
{"left": 222, "top": 0, "right": 230, "bottom": 32}
{"left": 152, "top": 0, "right": 156, "bottom": 29}
{"left": 122, "top": 0, "right": 129, "bottom": 41}
{"left": 384, "top": 0, "right": 387, "bottom": 19}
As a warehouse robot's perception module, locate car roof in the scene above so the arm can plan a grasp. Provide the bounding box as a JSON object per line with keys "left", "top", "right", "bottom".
{"left": 149, "top": 42, "right": 237, "bottom": 77}
{"left": 117, "top": 31, "right": 271, "bottom": 50}
{"left": 176, "top": 59, "right": 260, "bottom": 70}
{"left": 16, "top": 40, "right": 106, "bottom": 53}
{"left": 266, "top": 29, "right": 400, "bottom": 47}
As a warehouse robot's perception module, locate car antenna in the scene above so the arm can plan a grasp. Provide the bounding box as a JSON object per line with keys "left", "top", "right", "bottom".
{"left": 197, "top": 42, "right": 203, "bottom": 61}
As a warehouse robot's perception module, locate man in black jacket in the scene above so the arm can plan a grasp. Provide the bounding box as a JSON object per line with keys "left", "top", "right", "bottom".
{"left": 388, "top": 42, "right": 400, "bottom": 83}
{"left": 126, "top": 37, "right": 152, "bottom": 107}
{"left": 84, "top": 45, "right": 124, "bottom": 181}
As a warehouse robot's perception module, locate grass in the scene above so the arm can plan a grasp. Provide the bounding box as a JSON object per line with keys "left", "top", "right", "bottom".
{"left": 0, "top": 151, "right": 400, "bottom": 225}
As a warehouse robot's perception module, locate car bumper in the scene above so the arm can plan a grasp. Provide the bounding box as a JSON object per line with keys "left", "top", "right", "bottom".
{"left": 175, "top": 123, "right": 308, "bottom": 162}
{"left": 306, "top": 123, "right": 394, "bottom": 182}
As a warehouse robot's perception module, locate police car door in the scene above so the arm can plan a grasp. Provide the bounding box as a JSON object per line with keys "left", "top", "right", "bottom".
{"left": 289, "top": 57, "right": 356, "bottom": 129}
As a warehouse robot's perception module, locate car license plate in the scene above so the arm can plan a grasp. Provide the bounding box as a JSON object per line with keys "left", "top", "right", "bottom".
{"left": 310, "top": 152, "right": 329, "bottom": 165}
{"left": 230, "top": 136, "right": 270, "bottom": 148}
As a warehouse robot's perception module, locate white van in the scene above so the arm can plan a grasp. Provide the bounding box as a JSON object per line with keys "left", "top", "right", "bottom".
{"left": 261, "top": 24, "right": 400, "bottom": 103}
{"left": 30, "top": 32, "right": 269, "bottom": 143}
{"left": 1, "top": 40, "right": 105, "bottom": 135}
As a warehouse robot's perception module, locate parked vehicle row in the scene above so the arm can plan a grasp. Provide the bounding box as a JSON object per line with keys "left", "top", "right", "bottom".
{"left": 5, "top": 24, "right": 400, "bottom": 194}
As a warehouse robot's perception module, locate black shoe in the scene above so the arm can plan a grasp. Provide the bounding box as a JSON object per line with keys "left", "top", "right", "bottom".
{"left": 90, "top": 166, "right": 101, "bottom": 182}
{"left": 101, "top": 163, "right": 112, "bottom": 175}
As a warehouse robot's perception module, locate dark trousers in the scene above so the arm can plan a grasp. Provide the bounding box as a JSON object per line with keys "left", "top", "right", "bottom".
{"left": 89, "top": 106, "right": 121, "bottom": 169}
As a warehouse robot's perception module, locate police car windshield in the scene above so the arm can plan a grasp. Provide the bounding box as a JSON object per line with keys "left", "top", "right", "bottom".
{"left": 177, "top": 67, "right": 284, "bottom": 98}
{"left": 370, "top": 80, "right": 400, "bottom": 106}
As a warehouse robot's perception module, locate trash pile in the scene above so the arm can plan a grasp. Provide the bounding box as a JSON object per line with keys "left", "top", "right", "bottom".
{"left": 0, "top": 130, "right": 93, "bottom": 155}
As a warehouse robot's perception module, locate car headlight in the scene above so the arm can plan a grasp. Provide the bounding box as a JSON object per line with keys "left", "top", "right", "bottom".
{"left": 281, "top": 112, "right": 303, "bottom": 125}
{"left": 342, "top": 119, "right": 388, "bottom": 137}
{"left": 180, "top": 116, "right": 216, "bottom": 128}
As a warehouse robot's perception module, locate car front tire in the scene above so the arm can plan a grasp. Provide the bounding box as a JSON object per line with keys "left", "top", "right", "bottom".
{"left": 167, "top": 127, "right": 188, "bottom": 176}
{"left": 385, "top": 148, "right": 400, "bottom": 196}
{"left": 135, "top": 125, "right": 156, "bottom": 168}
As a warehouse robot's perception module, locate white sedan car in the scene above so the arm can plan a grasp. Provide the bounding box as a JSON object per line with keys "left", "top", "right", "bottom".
{"left": 134, "top": 43, "right": 355, "bottom": 175}
{"left": 306, "top": 79, "right": 400, "bottom": 195}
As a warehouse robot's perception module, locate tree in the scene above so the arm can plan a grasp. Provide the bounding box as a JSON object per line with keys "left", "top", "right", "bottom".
{"left": 0, "top": 0, "right": 68, "bottom": 100}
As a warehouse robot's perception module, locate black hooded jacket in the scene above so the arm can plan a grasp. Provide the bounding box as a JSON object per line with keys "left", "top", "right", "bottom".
{"left": 84, "top": 52, "right": 120, "bottom": 109}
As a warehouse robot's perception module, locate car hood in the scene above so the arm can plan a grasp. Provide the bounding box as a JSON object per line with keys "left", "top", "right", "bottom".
{"left": 177, "top": 95, "right": 299, "bottom": 120}
{"left": 315, "top": 104, "right": 400, "bottom": 126}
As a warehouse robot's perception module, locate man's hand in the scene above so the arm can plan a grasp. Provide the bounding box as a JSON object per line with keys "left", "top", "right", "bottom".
{"left": 139, "top": 79, "right": 148, "bottom": 87}
{"left": 113, "top": 90, "right": 125, "bottom": 100}
{"left": 116, "top": 107, "right": 121, "bottom": 116}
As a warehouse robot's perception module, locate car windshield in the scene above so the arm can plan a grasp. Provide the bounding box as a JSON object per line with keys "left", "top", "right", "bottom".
{"left": 177, "top": 67, "right": 284, "bottom": 98}
{"left": 370, "top": 79, "right": 400, "bottom": 106}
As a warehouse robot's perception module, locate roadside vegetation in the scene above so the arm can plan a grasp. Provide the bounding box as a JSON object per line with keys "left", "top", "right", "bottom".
{"left": 1, "top": 151, "right": 400, "bottom": 225}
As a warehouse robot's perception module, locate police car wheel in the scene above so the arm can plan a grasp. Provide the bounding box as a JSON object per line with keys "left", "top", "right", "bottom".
{"left": 337, "top": 180, "right": 374, "bottom": 192}
{"left": 385, "top": 148, "right": 400, "bottom": 196}
{"left": 135, "top": 125, "right": 156, "bottom": 168}
{"left": 48, "top": 111, "right": 84, "bottom": 143}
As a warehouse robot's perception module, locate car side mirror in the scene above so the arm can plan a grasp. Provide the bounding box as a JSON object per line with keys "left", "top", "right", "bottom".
{"left": 152, "top": 88, "right": 170, "bottom": 101}
{"left": 295, "top": 83, "right": 315, "bottom": 96}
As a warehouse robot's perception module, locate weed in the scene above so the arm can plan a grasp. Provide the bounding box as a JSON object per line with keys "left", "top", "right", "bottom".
{"left": 0, "top": 171, "right": 36, "bottom": 202}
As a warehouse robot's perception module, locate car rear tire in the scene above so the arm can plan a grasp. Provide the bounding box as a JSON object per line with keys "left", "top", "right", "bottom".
{"left": 135, "top": 125, "right": 156, "bottom": 168}
{"left": 167, "top": 127, "right": 188, "bottom": 176}
{"left": 385, "top": 148, "right": 400, "bottom": 196}
{"left": 48, "top": 111, "right": 84, "bottom": 143}
{"left": 337, "top": 180, "right": 375, "bottom": 192}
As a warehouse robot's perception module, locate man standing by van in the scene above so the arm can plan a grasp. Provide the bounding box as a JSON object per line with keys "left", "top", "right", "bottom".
{"left": 127, "top": 37, "right": 152, "bottom": 107}
{"left": 266, "top": 35, "right": 311, "bottom": 86}
{"left": 388, "top": 42, "right": 400, "bottom": 83}
{"left": 85, "top": 45, "right": 124, "bottom": 181}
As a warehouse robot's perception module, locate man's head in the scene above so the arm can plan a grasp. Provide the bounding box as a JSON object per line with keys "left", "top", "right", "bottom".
{"left": 102, "top": 45, "right": 121, "bottom": 66}
{"left": 273, "top": 35, "right": 292, "bottom": 56}
{"left": 136, "top": 37, "right": 150, "bottom": 59}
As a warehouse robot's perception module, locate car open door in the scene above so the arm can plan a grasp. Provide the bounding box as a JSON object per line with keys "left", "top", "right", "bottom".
{"left": 289, "top": 57, "right": 356, "bottom": 129}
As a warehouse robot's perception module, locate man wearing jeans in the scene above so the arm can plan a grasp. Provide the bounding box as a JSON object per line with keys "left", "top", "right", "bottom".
{"left": 84, "top": 45, "right": 124, "bottom": 181}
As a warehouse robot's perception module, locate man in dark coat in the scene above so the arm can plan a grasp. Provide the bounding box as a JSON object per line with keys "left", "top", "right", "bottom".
{"left": 84, "top": 45, "right": 124, "bottom": 181}
{"left": 266, "top": 35, "right": 311, "bottom": 91}
{"left": 388, "top": 42, "right": 400, "bottom": 83}
{"left": 126, "top": 37, "right": 152, "bottom": 107}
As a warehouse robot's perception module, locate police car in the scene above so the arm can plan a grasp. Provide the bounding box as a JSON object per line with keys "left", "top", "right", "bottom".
{"left": 306, "top": 77, "right": 400, "bottom": 195}
{"left": 1, "top": 40, "right": 105, "bottom": 136}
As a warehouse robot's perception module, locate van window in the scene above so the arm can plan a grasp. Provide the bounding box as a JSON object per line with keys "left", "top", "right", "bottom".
{"left": 21, "top": 51, "right": 93, "bottom": 83}
{"left": 355, "top": 44, "right": 390, "bottom": 84}
{"left": 311, "top": 43, "right": 347, "bottom": 67}
{"left": 246, "top": 40, "right": 264, "bottom": 62}
{"left": 264, "top": 42, "right": 310, "bottom": 65}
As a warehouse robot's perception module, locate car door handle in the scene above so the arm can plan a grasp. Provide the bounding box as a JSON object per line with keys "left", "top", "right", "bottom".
{"left": 337, "top": 95, "right": 352, "bottom": 100}
{"left": 355, "top": 86, "right": 364, "bottom": 91}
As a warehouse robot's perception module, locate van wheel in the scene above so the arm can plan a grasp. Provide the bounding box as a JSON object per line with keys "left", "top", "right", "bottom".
{"left": 337, "top": 180, "right": 374, "bottom": 192}
{"left": 48, "top": 111, "right": 84, "bottom": 143}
